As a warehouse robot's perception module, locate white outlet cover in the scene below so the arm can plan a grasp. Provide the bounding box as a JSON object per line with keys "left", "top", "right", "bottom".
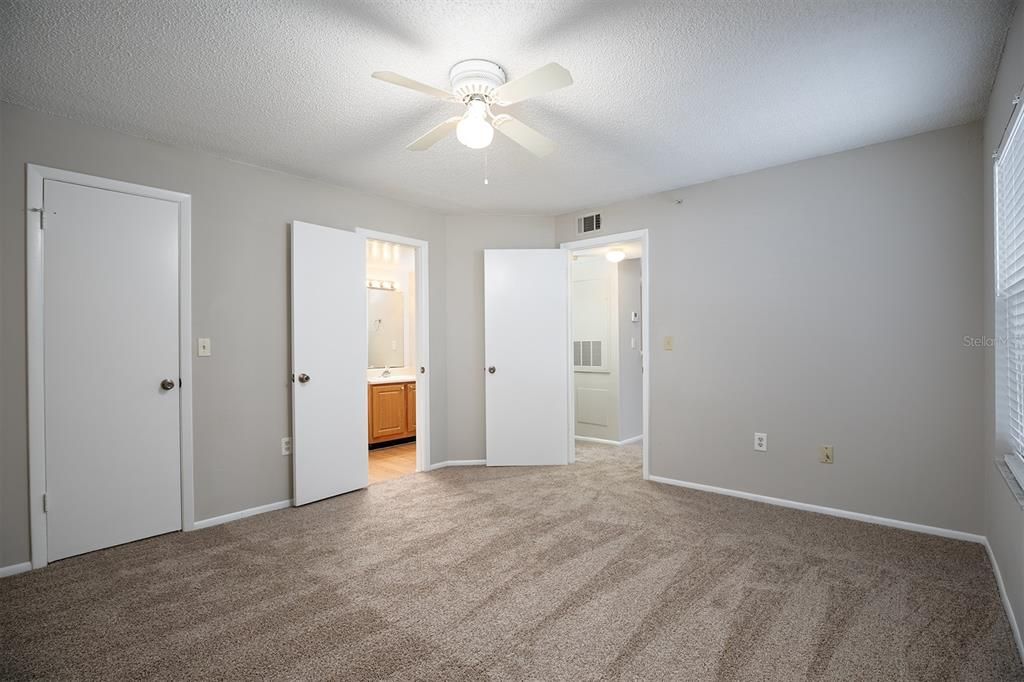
{"left": 754, "top": 432, "right": 767, "bottom": 452}
{"left": 281, "top": 436, "right": 292, "bottom": 456}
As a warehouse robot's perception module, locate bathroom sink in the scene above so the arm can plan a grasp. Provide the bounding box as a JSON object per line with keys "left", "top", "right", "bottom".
{"left": 368, "top": 374, "right": 416, "bottom": 384}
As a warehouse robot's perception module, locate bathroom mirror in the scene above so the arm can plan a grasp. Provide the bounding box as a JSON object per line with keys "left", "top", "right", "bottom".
{"left": 368, "top": 289, "right": 405, "bottom": 368}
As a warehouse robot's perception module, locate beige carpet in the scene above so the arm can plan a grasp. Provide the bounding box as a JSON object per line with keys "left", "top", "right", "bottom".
{"left": 2, "top": 443, "right": 1021, "bottom": 680}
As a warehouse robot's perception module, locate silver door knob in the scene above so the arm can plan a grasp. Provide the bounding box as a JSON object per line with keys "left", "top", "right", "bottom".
{"left": 160, "top": 379, "right": 176, "bottom": 390}
{"left": 298, "top": 373, "right": 311, "bottom": 384}
{"left": 420, "top": 366, "right": 426, "bottom": 374}
{"left": 488, "top": 366, "right": 496, "bottom": 374}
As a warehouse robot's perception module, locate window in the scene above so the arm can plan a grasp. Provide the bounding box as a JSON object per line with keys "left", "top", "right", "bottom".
{"left": 996, "top": 92, "right": 1024, "bottom": 485}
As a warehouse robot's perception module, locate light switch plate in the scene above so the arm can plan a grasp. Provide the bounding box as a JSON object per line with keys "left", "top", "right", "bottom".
{"left": 631, "top": 311, "right": 640, "bottom": 322}
{"left": 820, "top": 445, "right": 834, "bottom": 464}
{"left": 754, "top": 432, "right": 767, "bottom": 452}
{"left": 663, "top": 336, "right": 674, "bottom": 351}
{"left": 197, "top": 338, "right": 211, "bottom": 357}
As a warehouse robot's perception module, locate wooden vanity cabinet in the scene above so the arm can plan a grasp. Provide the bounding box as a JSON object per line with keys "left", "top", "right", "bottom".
{"left": 368, "top": 381, "right": 417, "bottom": 444}
{"left": 406, "top": 382, "right": 416, "bottom": 433}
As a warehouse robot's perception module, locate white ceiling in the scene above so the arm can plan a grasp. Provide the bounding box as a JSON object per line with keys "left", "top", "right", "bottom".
{"left": 0, "top": 1, "right": 1014, "bottom": 215}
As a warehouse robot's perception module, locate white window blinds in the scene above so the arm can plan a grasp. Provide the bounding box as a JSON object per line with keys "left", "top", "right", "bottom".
{"left": 996, "top": 98, "right": 1024, "bottom": 464}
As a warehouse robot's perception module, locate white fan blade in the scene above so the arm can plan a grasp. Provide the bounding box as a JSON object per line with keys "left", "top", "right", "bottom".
{"left": 493, "top": 63, "right": 573, "bottom": 106}
{"left": 407, "top": 117, "right": 461, "bottom": 151}
{"left": 372, "top": 71, "right": 455, "bottom": 101}
{"left": 493, "top": 115, "right": 555, "bottom": 157}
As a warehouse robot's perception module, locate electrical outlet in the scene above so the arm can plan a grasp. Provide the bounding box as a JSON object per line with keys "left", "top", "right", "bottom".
{"left": 281, "top": 436, "right": 292, "bottom": 456}
{"left": 663, "top": 336, "right": 674, "bottom": 351}
{"left": 197, "top": 337, "right": 211, "bottom": 357}
{"left": 754, "top": 432, "right": 767, "bottom": 452}
{"left": 820, "top": 445, "right": 834, "bottom": 464}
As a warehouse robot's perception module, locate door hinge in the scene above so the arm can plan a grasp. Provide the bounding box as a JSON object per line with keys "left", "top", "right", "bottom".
{"left": 42, "top": 493, "right": 48, "bottom": 513}
{"left": 29, "top": 207, "right": 47, "bottom": 229}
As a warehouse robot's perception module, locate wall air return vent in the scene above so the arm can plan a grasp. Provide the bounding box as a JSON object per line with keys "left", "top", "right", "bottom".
{"left": 577, "top": 212, "right": 601, "bottom": 234}
{"left": 574, "top": 340, "right": 603, "bottom": 368}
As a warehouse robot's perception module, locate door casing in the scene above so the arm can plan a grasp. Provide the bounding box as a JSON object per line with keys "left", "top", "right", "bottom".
{"left": 26, "top": 164, "right": 194, "bottom": 569}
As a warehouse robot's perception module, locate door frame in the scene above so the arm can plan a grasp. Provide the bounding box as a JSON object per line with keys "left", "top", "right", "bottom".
{"left": 26, "top": 164, "right": 194, "bottom": 569}
{"left": 561, "top": 229, "right": 651, "bottom": 480}
{"left": 355, "top": 228, "right": 430, "bottom": 473}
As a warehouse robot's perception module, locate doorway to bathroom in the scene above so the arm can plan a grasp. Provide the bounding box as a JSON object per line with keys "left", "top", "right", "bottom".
{"left": 359, "top": 229, "right": 430, "bottom": 484}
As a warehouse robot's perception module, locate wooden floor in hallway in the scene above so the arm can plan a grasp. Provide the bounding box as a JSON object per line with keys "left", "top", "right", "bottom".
{"left": 368, "top": 442, "right": 416, "bottom": 484}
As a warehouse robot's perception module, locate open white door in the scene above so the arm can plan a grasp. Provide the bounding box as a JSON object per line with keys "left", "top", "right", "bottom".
{"left": 484, "top": 249, "right": 570, "bottom": 466}
{"left": 291, "top": 221, "right": 368, "bottom": 505}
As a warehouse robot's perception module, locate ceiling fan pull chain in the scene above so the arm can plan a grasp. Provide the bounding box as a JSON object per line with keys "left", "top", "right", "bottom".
{"left": 484, "top": 149, "right": 489, "bottom": 185}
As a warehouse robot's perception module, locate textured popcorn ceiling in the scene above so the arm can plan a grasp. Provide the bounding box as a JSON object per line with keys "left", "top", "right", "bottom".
{"left": 0, "top": 0, "right": 1014, "bottom": 214}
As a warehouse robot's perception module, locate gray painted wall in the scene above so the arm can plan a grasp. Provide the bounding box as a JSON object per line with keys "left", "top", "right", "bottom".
{"left": 556, "top": 123, "right": 985, "bottom": 534}
{"left": 618, "top": 259, "right": 643, "bottom": 441}
{"left": 984, "top": 3, "right": 1024, "bottom": 644}
{"left": 443, "top": 215, "right": 556, "bottom": 460}
{"left": 0, "top": 103, "right": 450, "bottom": 566}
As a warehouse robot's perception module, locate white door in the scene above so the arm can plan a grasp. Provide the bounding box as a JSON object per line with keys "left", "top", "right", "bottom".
{"left": 291, "top": 221, "right": 368, "bottom": 505}
{"left": 44, "top": 179, "right": 182, "bottom": 561}
{"left": 484, "top": 249, "right": 570, "bottom": 466}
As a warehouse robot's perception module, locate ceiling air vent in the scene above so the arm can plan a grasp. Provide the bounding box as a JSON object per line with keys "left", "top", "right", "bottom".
{"left": 577, "top": 212, "right": 601, "bottom": 235}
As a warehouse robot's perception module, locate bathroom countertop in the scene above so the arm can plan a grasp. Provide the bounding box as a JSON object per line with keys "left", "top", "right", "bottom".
{"left": 367, "top": 375, "right": 416, "bottom": 384}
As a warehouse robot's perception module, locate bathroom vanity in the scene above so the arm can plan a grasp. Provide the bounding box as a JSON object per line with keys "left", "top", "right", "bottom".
{"left": 368, "top": 377, "right": 416, "bottom": 444}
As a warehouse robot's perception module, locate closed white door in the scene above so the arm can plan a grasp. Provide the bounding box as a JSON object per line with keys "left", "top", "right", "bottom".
{"left": 291, "top": 221, "right": 368, "bottom": 505}
{"left": 44, "top": 179, "right": 182, "bottom": 561}
{"left": 484, "top": 249, "right": 570, "bottom": 466}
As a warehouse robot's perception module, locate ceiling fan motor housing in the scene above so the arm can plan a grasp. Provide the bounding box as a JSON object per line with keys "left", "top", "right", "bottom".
{"left": 449, "top": 59, "right": 507, "bottom": 103}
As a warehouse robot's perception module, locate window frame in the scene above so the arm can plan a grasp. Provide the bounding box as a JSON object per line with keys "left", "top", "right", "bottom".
{"left": 995, "top": 87, "right": 1024, "bottom": 485}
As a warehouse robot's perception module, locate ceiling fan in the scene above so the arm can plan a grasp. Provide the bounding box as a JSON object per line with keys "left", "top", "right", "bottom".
{"left": 371, "top": 60, "right": 572, "bottom": 157}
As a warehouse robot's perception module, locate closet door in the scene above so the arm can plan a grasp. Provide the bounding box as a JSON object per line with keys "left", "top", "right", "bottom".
{"left": 484, "top": 249, "right": 571, "bottom": 466}
{"left": 291, "top": 221, "right": 368, "bottom": 505}
{"left": 43, "top": 179, "right": 182, "bottom": 561}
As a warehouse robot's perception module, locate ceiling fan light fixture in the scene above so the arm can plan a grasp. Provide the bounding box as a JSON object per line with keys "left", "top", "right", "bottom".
{"left": 374, "top": 60, "right": 572, "bottom": 156}
{"left": 456, "top": 99, "right": 493, "bottom": 149}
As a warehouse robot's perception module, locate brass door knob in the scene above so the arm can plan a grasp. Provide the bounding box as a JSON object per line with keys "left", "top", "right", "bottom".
{"left": 298, "top": 373, "right": 311, "bottom": 384}
{"left": 160, "top": 379, "right": 176, "bottom": 390}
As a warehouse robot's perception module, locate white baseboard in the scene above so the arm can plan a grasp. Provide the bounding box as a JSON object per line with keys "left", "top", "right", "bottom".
{"left": 0, "top": 561, "right": 32, "bottom": 578}
{"left": 984, "top": 538, "right": 1024, "bottom": 662}
{"left": 575, "top": 435, "right": 644, "bottom": 446}
{"left": 192, "top": 499, "right": 292, "bottom": 530}
{"left": 430, "top": 459, "right": 486, "bottom": 470}
{"left": 648, "top": 475, "right": 985, "bottom": 544}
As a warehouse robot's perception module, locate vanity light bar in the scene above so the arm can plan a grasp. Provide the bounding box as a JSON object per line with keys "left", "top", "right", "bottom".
{"left": 367, "top": 279, "right": 398, "bottom": 290}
